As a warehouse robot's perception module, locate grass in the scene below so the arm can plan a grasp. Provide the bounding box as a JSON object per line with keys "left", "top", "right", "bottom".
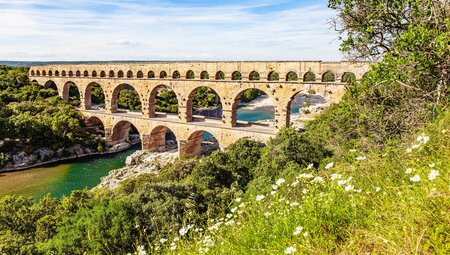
{"left": 146, "top": 111, "right": 449, "bottom": 254}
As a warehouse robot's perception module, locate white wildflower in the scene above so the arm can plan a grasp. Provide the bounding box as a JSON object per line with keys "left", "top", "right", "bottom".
{"left": 303, "top": 231, "right": 309, "bottom": 237}
{"left": 284, "top": 246, "right": 297, "bottom": 254}
{"left": 264, "top": 212, "right": 272, "bottom": 218}
{"left": 276, "top": 178, "right": 286, "bottom": 186}
{"left": 406, "top": 148, "right": 412, "bottom": 153}
{"left": 302, "top": 189, "right": 308, "bottom": 195}
{"left": 405, "top": 168, "right": 413, "bottom": 174}
{"left": 291, "top": 180, "right": 299, "bottom": 187}
{"left": 230, "top": 207, "right": 238, "bottom": 213}
{"left": 272, "top": 184, "right": 279, "bottom": 190}
{"left": 226, "top": 214, "right": 233, "bottom": 219}
{"left": 428, "top": 170, "right": 439, "bottom": 181}
{"left": 256, "top": 195, "right": 265, "bottom": 201}
{"left": 349, "top": 149, "right": 357, "bottom": 152}
{"left": 159, "top": 238, "right": 168, "bottom": 244}
{"left": 235, "top": 197, "right": 241, "bottom": 202}
{"left": 428, "top": 163, "right": 435, "bottom": 168}
{"left": 297, "top": 173, "right": 314, "bottom": 179}
{"left": 337, "top": 179, "right": 348, "bottom": 186}
{"left": 278, "top": 198, "right": 286, "bottom": 202}
{"left": 238, "top": 202, "right": 245, "bottom": 208}
{"left": 293, "top": 226, "right": 303, "bottom": 235}
{"left": 137, "top": 245, "right": 146, "bottom": 255}
{"left": 311, "top": 177, "right": 324, "bottom": 183}
{"left": 375, "top": 187, "right": 381, "bottom": 192}
{"left": 271, "top": 191, "right": 277, "bottom": 195}
{"left": 330, "top": 173, "right": 342, "bottom": 180}
{"left": 417, "top": 133, "right": 430, "bottom": 144}
{"left": 170, "top": 242, "right": 177, "bottom": 251}
{"left": 179, "top": 224, "right": 194, "bottom": 236}
{"left": 412, "top": 144, "right": 420, "bottom": 149}
{"left": 225, "top": 220, "right": 235, "bottom": 226}
{"left": 307, "top": 163, "right": 314, "bottom": 169}
{"left": 345, "top": 185, "right": 354, "bottom": 192}
{"left": 356, "top": 156, "right": 367, "bottom": 161}
{"left": 325, "top": 162, "right": 334, "bottom": 169}
{"left": 289, "top": 202, "right": 299, "bottom": 207}
{"left": 410, "top": 174, "right": 421, "bottom": 182}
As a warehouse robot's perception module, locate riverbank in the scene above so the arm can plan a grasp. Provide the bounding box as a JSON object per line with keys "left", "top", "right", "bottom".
{"left": 0, "top": 139, "right": 139, "bottom": 173}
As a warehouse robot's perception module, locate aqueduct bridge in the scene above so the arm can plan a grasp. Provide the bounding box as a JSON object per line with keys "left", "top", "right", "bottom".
{"left": 30, "top": 61, "right": 371, "bottom": 156}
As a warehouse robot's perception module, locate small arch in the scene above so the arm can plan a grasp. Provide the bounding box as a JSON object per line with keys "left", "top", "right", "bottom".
{"left": 342, "top": 72, "right": 356, "bottom": 83}
{"left": 137, "top": 71, "right": 144, "bottom": 78}
{"left": 48, "top": 70, "right": 53, "bottom": 76}
{"left": 55, "top": 71, "right": 60, "bottom": 77}
{"left": 288, "top": 90, "right": 328, "bottom": 125}
{"left": 61, "top": 70, "right": 66, "bottom": 77}
{"left": 100, "top": 71, "right": 106, "bottom": 77}
{"left": 83, "top": 71, "right": 89, "bottom": 77}
{"left": 36, "top": 70, "right": 41, "bottom": 76}
{"left": 160, "top": 71, "right": 167, "bottom": 79}
{"left": 249, "top": 71, "right": 260, "bottom": 81}
{"left": 68, "top": 71, "right": 73, "bottom": 77}
{"left": 127, "top": 70, "right": 133, "bottom": 78}
{"left": 44, "top": 80, "right": 57, "bottom": 91}
{"left": 232, "top": 71, "right": 242, "bottom": 80}
{"left": 111, "top": 84, "right": 143, "bottom": 113}
{"left": 187, "top": 86, "right": 223, "bottom": 122}
{"left": 145, "top": 126, "right": 178, "bottom": 152}
{"left": 186, "top": 70, "right": 195, "bottom": 79}
{"left": 42, "top": 70, "right": 47, "bottom": 76}
{"left": 85, "top": 116, "right": 105, "bottom": 137}
{"left": 111, "top": 120, "right": 141, "bottom": 147}
{"left": 286, "top": 71, "right": 298, "bottom": 81}
{"left": 322, "top": 71, "right": 336, "bottom": 82}
{"left": 172, "top": 70, "right": 180, "bottom": 79}
{"left": 268, "top": 71, "right": 280, "bottom": 81}
{"left": 231, "top": 88, "right": 275, "bottom": 127}
{"left": 118, "top": 70, "right": 124, "bottom": 78}
{"left": 109, "top": 70, "right": 115, "bottom": 78}
{"left": 31, "top": 70, "right": 36, "bottom": 76}
{"left": 63, "top": 81, "right": 81, "bottom": 106}
{"left": 148, "top": 71, "right": 155, "bottom": 78}
{"left": 75, "top": 70, "right": 81, "bottom": 77}
{"left": 92, "top": 71, "right": 97, "bottom": 77}
{"left": 303, "top": 71, "right": 316, "bottom": 82}
{"left": 200, "top": 71, "right": 209, "bottom": 80}
{"left": 215, "top": 71, "right": 225, "bottom": 80}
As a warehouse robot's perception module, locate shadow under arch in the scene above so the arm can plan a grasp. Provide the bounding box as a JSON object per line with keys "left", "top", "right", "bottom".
{"left": 110, "top": 120, "right": 142, "bottom": 147}
{"left": 148, "top": 84, "right": 179, "bottom": 118}
{"left": 144, "top": 125, "right": 178, "bottom": 152}
{"left": 186, "top": 86, "right": 223, "bottom": 122}
{"left": 85, "top": 116, "right": 105, "bottom": 137}
{"left": 180, "top": 130, "right": 220, "bottom": 156}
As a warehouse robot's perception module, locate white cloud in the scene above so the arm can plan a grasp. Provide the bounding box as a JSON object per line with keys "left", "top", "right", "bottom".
{"left": 0, "top": 1, "right": 344, "bottom": 61}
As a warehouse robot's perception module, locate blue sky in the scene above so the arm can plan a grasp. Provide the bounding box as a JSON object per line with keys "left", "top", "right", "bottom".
{"left": 0, "top": 0, "right": 343, "bottom": 61}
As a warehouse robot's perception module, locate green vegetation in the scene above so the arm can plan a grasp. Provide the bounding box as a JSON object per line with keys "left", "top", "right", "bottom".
{"left": 118, "top": 87, "right": 142, "bottom": 111}
{"left": 303, "top": 71, "right": 316, "bottom": 82}
{"left": 155, "top": 88, "right": 179, "bottom": 113}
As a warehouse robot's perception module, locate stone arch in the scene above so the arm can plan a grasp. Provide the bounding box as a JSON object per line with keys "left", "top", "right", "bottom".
{"left": 36, "top": 70, "right": 41, "bottom": 76}
{"left": 44, "top": 80, "right": 58, "bottom": 91}
{"left": 48, "top": 70, "right": 53, "bottom": 76}
{"left": 287, "top": 89, "right": 328, "bottom": 124}
{"left": 118, "top": 70, "right": 124, "bottom": 78}
{"left": 172, "top": 70, "right": 180, "bottom": 79}
{"left": 148, "top": 71, "right": 155, "bottom": 78}
{"left": 286, "top": 71, "right": 298, "bottom": 81}
{"left": 68, "top": 71, "right": 73, "bottom": 77}
{"left": 62, "top": 81, "right": 81, "bottom": 106}
{"left": 31, "top": 70, "right": 35, "bottom": 76}
{"left": 110, "top": 120, "right": 142, "bottom": 147}
{"left": 100, "top": 71, "right": 106, "bottom": 77}
{"left": 342, "top": 72, "right": 356, "bottom": 83}
{"left": 83, "top": 71, "right": 89, "bottom": 77}
{"left": 230, "top": 87, "right": 276, "bottom": 127}
{"left": 92, "top": 71, "right": 98, "bottom": 77}
{"left": 84, "top": 82, "right": 106, "bottom": 110}
{"left": 127, "top": 70, "right": 133, "bottom": 78}
{"left": 215, "top": 71, "right": 225, "bottom": 80}
{"left": 137, "top": 71, "right": 144, "bottom": 78}
{"left": 186, "top": 86, "right": 223, "bottom": 122}
{"left": 148, "top": 84, "right": 179, "bottom": 118}
{"left": 42, "top": 70, "right": 47, "bottom": 76}
{"left": 160, "top": 71, "right": 167, "bottom": 79}
{"left": 144, "top": 125, "right": 178, "bottom": 152}
{"left": 249, "top": 71, "right": 260, "bottom": 81}
{"left": 110, "top": 83, "right": 143, "bottom": 113}
{"left": 186, "top": 70, "right": 195, "bottom": 79}
{"left": 200, "top": 71, "right": 209, "bottom": 79}
{"left": 180, "top": 130, "right": 220, "bottom": 156}
{"left": 55, "top": 70, "right": 60, "bottom": 77}
{"left": 61, "top": 70, "right": 66, "bottom": 77}
{"left": 75, "top": 70, "right": 81, "bottom": 77}
{"left": 268, "top": 71, "right": 279, "bottom": 81}
{"left": 322, "top": 71, "right": 335, "bottom": 82}
{"left": 303, "top": 71, "right": 316, "bottom": 82}
{"left": 109, "top": 70, "right": 115, "bottom": 78}
{"left": 232, "top": 71, "right": 242, "bottom": 80}
{"left": 85, "top": 116, "right": 105, "bottom": 137}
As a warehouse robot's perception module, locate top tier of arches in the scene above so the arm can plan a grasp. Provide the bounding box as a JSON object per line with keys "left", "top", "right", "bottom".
{"left": 29, "top": 61, "right": 371, "bottom": 83}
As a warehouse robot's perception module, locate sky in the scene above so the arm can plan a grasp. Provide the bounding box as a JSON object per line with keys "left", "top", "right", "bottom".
{"left": 0, "top": 0, "right": 344, "bottom": 61}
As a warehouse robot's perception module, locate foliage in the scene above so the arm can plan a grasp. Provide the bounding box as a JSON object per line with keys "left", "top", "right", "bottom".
{"left": 240, "top": 89, "right": 264, "bottom": 103}
{"left": 118, "top": 88, "right": 142, "bottom": 111}
{"left": 155, "top": 88, "right": 179, "bottom": 113}
{"left": 192, "top": 86, "right": 220, "bottom": 108}
{"left": 303, "top": 71, "right": 316, "bottom": 82}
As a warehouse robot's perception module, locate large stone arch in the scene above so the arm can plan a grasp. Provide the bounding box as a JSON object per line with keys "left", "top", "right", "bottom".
{"left": 179, "top": 129, "right": 221, "bottom": 156}
{"left": 148, "top": 84, "right": 180, "bottom": 118}
{"left": 110, "top": 119, "right": 143, "bottom": 146}
{"left": 84, "top": 82, "right": 107, "bottom": 110}
{"left": 110, "top": 83, "right": 144, "bottom": 113}
{"left": 143, "top": 125, "right": 178, "bottom": 152}
{"left": 185, "top": 85, "right": 223, "bottom": 122}
{"left": 62, "top": 81, "right": 82, "bottom": 106}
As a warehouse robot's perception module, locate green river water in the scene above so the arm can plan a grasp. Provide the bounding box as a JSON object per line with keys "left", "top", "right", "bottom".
{"left": 0, "top": 147, "right": 139, "bottom": 200}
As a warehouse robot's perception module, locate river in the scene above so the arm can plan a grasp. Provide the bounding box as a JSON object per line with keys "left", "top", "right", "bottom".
{"left": 0, "top": 105, "right": 302, "bottom": 200}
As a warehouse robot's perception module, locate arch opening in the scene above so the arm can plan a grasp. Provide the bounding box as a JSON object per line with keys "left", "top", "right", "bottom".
{"left": 303, "top": 71, "right": 316, "bottom": 82}
{"left": 111, "top": 84, "right": 142, "bottom": 113}
{"left": 148, "top": 71, "right": 155, "bottom": 78}
{"left": 31, "top": 70, "right": 35, "bottom": 76}
{"left": 268, "top": 71, "right": 280, "bottom": 81}
{"left": 200, "top": 71, "right": 209, "bottom": 79}
{"left": 92, "top": 71, "right": 97, "bottom": 78}
{"left": 286, "top": 71, "right": 298, "bottom": 81}
{"left": 44, "top": 80, "right": 58, "bottom": 91}
{"left": 288, "top": 90, "right": 328, "bottom": 127}
{"left": 118, "top": 70, "right": 124, "bottom": 78}
{"left": 172, "top": 70, "right": 180, "bottom": 79}
{"left": 127, "top": 70, "right": 133, "bottom": 78}
{"left": 181, "top": 130, "right": 220, "bottom": 157}
{"left": 48, "top": 70, "right": 53, "bottom": 76}
{"left": 187, "top": 86, "right": 222, "bottom": 122}
{"left": 110, "top": 121, "right": 141, "bottom": 149}
{"left": 215, "top": 71, "right": 225, "bottom": 80}
{"left": 55, "top": 71, "right": 60, "bottom": 77}
{"left": 137, "top": 71, "right": 144, "bottom": 78}
{"left": 63, "top": 82, "right": 81, "bottom": 107}
{"left": 85, "top": 82, "right": 106, "bottom": 110}
{"left": 61, "top": 70, "right": 66, "bottom": 77}
{"left": 36, "top": 70, "right": 41, "bottom": 76}
{"left": 160, "top": 71, "right": 167, "bottom": 79}
{"left": 322, "top": 71, "right": 336, "bottom": 82}
{"left": 342, "top": 72, "right": 356, "bottom": 83}
{"left": 85, "top": 116, "right": 105, "bottom": 138}
{"left": 186, "top": 70, "right": 195, "bottom": 79}
{"left": 232, "top": 71, "right": 242, "bottom": 80}
{"left": 149, "top": 85, "right": 179, "bottom": 118}
{"left": 145, "top": 126, "right": 178, "bottom": 153}
{"left": 249, "top": 71, "right": 260, "bottom": 81}
{"left": 232, "top": 88, "right": 275, "bottom": 127}
{"left": 109, "top": 70, "right": 115, "bottom": 78}
{"left": 100, "top": 71, "right": 106, "bottom": 77}
{"left": 68, "top": 71, "right": 73, "bottom": 77}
